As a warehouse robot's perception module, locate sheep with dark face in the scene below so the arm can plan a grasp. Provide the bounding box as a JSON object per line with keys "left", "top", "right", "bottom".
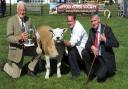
{"left": 36, "top": 26, "right": 66, "bottom": 79}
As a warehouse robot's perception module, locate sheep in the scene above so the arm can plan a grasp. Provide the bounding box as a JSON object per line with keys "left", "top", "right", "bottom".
{"left": 35, "top": 26, "right": 66, "bottom": 79}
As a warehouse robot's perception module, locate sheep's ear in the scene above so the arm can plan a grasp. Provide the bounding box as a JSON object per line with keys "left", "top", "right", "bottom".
{"left": 48, "top": 29, "right": 53, "bottom": 33}
{"left": 63, "top": 28, "right": 68, "bottom": 33}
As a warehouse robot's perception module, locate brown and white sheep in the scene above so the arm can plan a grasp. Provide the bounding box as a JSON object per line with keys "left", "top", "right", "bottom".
{"left": 35, "top": 25, "right": 66, "bottom": 79}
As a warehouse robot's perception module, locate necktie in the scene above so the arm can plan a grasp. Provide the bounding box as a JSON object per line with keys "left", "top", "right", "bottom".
{"left": 21, "top": 18, "right": 25, "bottom": 32}
{"left": 94, "top": 31, "right": 98, "bottom": 49}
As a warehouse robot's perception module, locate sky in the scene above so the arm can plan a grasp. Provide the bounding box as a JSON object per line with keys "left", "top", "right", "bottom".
{"left": 6, "top": 0, "right": 17, "bottom": 4}
{"left": 5, "top": 0, "right": 50, "bottom": 4}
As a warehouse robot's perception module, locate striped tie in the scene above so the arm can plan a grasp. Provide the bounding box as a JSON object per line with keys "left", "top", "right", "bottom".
{"left": 21, "top": 18, "right": 25, "bottom": 32}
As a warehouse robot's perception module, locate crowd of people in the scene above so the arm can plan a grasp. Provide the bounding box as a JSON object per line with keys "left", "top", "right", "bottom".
{"left": 1, "top": 1, "right": 119, "bottom": 83}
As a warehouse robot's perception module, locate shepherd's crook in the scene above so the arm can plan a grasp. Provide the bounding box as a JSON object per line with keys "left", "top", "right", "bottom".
{"left": 104, "top": 9, "right": 111, "bottom": 25}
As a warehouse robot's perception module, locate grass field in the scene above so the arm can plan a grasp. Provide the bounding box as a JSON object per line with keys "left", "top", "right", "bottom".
{"left": 0, "top": 4, "right": 128, "bottom": 89}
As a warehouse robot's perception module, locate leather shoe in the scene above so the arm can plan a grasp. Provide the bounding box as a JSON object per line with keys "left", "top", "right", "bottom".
{"left": 71, "top": 75, "right": 80, "bottom": 80}
{"left": 97, "top": 77, "right": 107, "bottom": 83}
{"left": 27, "top": 69, "right": 36, "bottom": 76}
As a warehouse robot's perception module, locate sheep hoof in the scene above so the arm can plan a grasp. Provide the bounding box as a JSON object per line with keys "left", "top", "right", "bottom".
{"left": 57, "top": 75, "right": 61, "bottom": 78}
{"left": 45, "top": 76, "right": 49, "bottom": 79}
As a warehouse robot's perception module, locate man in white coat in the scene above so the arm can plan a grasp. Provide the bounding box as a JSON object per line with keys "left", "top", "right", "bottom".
{"left": 64, "top": 14, "right": 88, "bottom": 80}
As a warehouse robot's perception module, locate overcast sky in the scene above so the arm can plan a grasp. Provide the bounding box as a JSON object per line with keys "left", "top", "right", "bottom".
{"left": 5, "top": 0, "right": 50, "bottom": 4}
{"left": 6, "top": 0, "right": 17, "bottom": 4}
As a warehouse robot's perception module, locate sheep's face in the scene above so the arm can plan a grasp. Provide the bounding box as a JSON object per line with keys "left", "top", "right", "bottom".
{"left": 49, "top": 28, "right": 66, "bottom": 43}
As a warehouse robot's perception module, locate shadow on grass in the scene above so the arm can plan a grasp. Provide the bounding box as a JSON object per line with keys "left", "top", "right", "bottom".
{"left": 21, "top": 54, "right": 70, "bottom": 77}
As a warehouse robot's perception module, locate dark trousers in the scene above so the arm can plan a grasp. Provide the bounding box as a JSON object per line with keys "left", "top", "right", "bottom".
{"left": 23, "top": 46, "right": 37, "bottom": 57}
{"left": 68, "top": 46, "right": 82, "bottom": 76}
{"left": 82, "top": 49, "right": 108, "bottom": 80}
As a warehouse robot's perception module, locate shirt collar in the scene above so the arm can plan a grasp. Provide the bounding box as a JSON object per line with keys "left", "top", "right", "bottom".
{"left": 97, "top": 24, "right": 101, "bottom": 33}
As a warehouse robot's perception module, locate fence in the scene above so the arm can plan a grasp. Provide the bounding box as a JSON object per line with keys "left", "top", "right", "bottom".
{"left": 26, "top": 3, "right": 43, "bottom": 15}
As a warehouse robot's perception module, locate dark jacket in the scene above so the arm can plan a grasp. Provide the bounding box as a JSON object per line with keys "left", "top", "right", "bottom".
{"left": 85, "top": 24, "right": 119, "bottom": 73}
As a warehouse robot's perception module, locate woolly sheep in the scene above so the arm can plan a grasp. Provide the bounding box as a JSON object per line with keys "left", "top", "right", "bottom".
{"left": 36, "top": 25, "right": 66, "bottom": 79}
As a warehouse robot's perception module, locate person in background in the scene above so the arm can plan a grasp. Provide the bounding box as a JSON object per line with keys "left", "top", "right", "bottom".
{"left": 82, "top": 14, "right": 119, "bottom": 82}
{"left": 64, "top": 14, "right": 88, "bottom": 80}
{"left": 0, "top": 0, "right": 6, "bottom": 17}
{"left": 3, "top": 1, "right": 40, "bottom": 78}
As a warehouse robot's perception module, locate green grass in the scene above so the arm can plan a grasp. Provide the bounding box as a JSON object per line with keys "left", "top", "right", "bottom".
{"left": 0, "top": 4, "right": 128, "bottom": 89}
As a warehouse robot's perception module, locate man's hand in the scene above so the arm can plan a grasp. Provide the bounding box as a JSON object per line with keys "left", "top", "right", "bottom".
{"left": 100, "top": 33, "right": 106, "bottom": 42}
{"left": 91, "top": 45, "right": 99, "bottom": 57}
{"left": 64, "top": 40, "right": 71, "bottom": 47}
{"left": 18, "top": 32, "right": 28, "bottom": 41}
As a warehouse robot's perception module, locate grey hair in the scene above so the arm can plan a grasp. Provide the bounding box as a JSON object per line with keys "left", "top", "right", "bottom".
{"left": 91, "top": 14, "right": 100, "bottom": 21}
{"left": 17, "top": 1, "right": 26, "bottom": 9}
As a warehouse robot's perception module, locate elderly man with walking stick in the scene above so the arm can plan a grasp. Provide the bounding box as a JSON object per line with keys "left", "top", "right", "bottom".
{"left": 82, "top": 14, "right": 119, "bottom": 83}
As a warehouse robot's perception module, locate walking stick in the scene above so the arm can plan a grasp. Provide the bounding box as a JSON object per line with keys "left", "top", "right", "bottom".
{"left": 86, "top": 55, "right": 97, "bottom": 84}
{"left": 104, "top": 9, "right": 111, "bottom": 22}
{"left": 104, "top": 9, "right": 111, "bottom": 26}
{"left": 103, "top": 9, "right": 111, "bottom": 33}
